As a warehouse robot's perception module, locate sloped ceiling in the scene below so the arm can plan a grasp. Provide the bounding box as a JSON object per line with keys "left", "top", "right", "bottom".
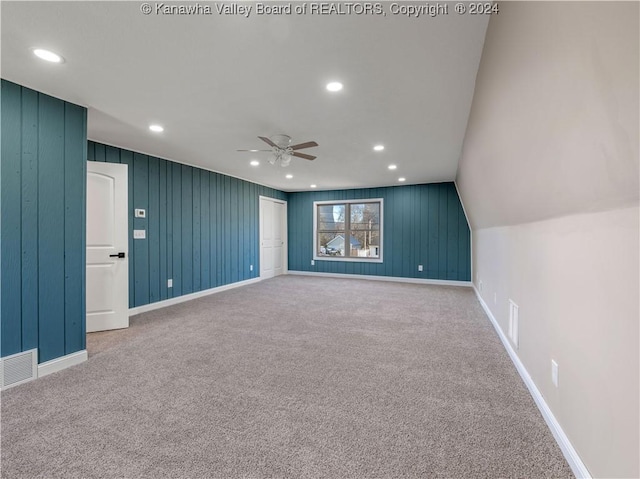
{"left": 457, "top": 2, "right": 639, "bottom": 229}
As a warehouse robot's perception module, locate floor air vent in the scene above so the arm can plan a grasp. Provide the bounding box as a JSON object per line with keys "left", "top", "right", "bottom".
{"left": 1, "top": 349, "right": 38, "bottom": 390}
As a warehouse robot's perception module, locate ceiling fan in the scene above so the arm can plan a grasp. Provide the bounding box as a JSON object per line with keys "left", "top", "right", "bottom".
{"left": 237, "top": 134, "right": 318, "bottom": 167}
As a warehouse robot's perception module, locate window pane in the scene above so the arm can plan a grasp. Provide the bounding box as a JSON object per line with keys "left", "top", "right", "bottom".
{"left": 368, "top": 231, "right": 380, "bottom": 258}
{"left": 314, "top": 200, "right": 382, "bottom": 261}
{"left": 318, "top": 204, "right": 345, "bottom": 232}
{"left": 317, "top": 232, "right": 346, "bottom": 257}
{"left": 348, "top": 203, "right": 380, "bottom": 258}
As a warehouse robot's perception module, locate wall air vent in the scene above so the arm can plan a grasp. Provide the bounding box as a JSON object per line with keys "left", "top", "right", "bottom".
{"left": 1, "top": 349, "right": 38, "bottom": 390}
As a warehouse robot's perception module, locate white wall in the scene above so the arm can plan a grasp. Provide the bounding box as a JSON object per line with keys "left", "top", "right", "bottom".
{"left": 457, "top": 2, "right": 639, "bottom": 477}
{"left": 474, "top": 208, "right": 639, "bottom": 478}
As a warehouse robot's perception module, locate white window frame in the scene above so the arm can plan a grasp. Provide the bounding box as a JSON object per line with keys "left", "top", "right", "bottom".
{"left": 313, "top": 198, "right": 384, "bottom": 263}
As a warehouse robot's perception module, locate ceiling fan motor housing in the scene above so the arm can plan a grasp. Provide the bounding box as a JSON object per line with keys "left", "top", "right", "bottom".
{"left": 271, "top": 134, "right": 292, "bottom": 149}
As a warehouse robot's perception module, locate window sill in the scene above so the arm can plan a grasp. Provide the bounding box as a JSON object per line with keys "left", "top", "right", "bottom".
{"left": 313, "top": 256, "right": 383, "bottom": 263}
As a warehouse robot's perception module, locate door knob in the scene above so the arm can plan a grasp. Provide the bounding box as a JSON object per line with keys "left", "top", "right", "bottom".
{"left": 109, "top": 252, "right": 126, "bottom": 258}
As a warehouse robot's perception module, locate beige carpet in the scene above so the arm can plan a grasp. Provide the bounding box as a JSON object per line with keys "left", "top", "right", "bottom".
{"left": 1, "top": 276, "right": 573, "bottom": 478}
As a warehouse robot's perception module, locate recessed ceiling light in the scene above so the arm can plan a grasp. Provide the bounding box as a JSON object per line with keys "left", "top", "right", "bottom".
{"left": 286, "top": 174, "right": 293, "bottom": 179}
{"left": 374, "top": 145, "right": 385, "bottom": 151}
{"left": 33, "top": 48, "right": 64, "bottom": 63}
{"left": 388, "top": 164, "right": 397, "bottom": 170}
{"left": 326, "top": 81, "right": 343, "bottom": 92}
{"left": 398, "top": 177, "right": 406, "bottom": 182}
{"left": 149, "top": 124, "right": 164, "bottom": 133}
{"left": 310, "top": 184, "right": 317, "bottom": 188}
{"left": 250, "top": 160, "right": 260, "bottom": 166}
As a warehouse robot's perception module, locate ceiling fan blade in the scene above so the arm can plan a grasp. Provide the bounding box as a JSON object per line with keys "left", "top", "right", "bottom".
{"left": 292, "top": 152, "right": 316, "bottom": 161}
{"left": 290, "top": 141, "right": 318, "bottom": 150}
{"left": 258, "top": 136, "right": 278, "bottom": 148}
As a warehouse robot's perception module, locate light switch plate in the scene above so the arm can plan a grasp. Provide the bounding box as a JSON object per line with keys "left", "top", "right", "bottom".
{"left": 134, "top": 209, "right": 146, "bottom": 218}
{"left": 133, "top": 229, "right": 146, "bottom": 239}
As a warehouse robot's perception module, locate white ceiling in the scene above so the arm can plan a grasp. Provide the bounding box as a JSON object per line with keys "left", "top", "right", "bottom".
{"left": 1, "top": 2, "right": 489, "bottom": 192}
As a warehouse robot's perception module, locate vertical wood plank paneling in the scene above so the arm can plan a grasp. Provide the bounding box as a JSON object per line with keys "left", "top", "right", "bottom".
{"left": 81, "top": 133, "right": 88, "bottom": 341}
{"left": 437, "top": 184, "right": 449, "bottom": 278}
{"left": 210, "top": 173, "right": 218, "bottom": 287}
{"left": 63, "top": 104, "right": 87, "bottom": 354}
{"left": 94, "top": 142, "right": 106, "bottom": 162}
{"left": 237, "top": 180, "right": 244, "bottom": 279}
{"left": 87, "top": 141, "right": 95, "bottom": 161}
{"left": 105, "top": 145, "right": 120, "bottom": 164}
{"left": 37, "top": 95, "right": 66, "bottom": 363}
{"left": 181, "top": 165, "right": 193, "bottom": 294}
{"left": 2, "top": 81, "right": 87, "bottom": 362}
{"left": 166, "top": 161, "right": 174, "bottom": 298}
{"left": 201, "top": 172, "right": 211, "bottom": 290}
{"left": 446, "top": 184, "right": 460, "bottom": 280}
{"left": 148, "top": 157, "right": 160, "bottom": 303}
{"left": 287, "top": 182, "right": 470, "bottom": 282}
{"left": 413, "top": 186, "right": 421, "bottom": 278}
{"left": 427, "top": 186, "right": 440, "bottom": 277}
{"left": 20, "top": 88, "right": 39, "bottom": 351}
{"left": 94, "top": 141, "right": 287, "bottom": 309}
{"left": 159, "top": 160, "right": 168, "bottom": 300}
{"left": 1, "top": 81, "right": 23, "bottom": 357}
{"left": 223, "top": 176, "right": 231, "bottom": 284}
{"left": 251, "top": 184, "right": 258, "bottom": 275}
{"left": 133, "top": 153, "right": 149, "bottom": 307}
{"left": 389, "top": 188, "right": 399, "bottom": 276}
{"left": 230, "top": 178, "right": 239, "bottom": 283}
{"left": 192, "top": 169, "right": 201, "bottom": 291}
{"left": 119, "top": 149, "right": 135, "bottom": 307}
{"left": 458, "top": 191, "right": 471, "bottom": 281}
{"left": 243, "top": 182, "right": 250, "bottom": 277}
{"left": 398, "top": 185, "right": 417, "bottom": 276}
{"left": 172, "top": 163, "right": 183, "bottom": 297}
{"left": 417, "top": 186, "right": 427, "bottom": 277}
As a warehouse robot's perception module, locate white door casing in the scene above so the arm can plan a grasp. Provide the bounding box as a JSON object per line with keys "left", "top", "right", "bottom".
{"left": 260, "top": 196, "right": 287, "bottom": 279}
{"left": 86, "top": 161, "right": 129, "bottom": 332}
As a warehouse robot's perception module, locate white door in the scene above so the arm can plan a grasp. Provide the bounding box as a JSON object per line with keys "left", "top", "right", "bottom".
{"left": 86, "top": 161, "right": 129, "bottom": 332}
{"left": 260, "top": 197, "right": 287, "bottom": 279}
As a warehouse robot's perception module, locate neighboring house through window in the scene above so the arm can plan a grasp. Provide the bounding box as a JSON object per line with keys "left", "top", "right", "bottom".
{"left": 313, "top": 199, "right": 383, "bottom": 262}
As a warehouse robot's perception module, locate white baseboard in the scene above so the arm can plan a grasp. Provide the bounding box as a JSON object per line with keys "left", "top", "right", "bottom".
{"left": 288, "top": 270, "right": 472, "bottom": 287}
{"left": 473, "top": 287, "right": 591, "bottom": 479}
{"left": 38, "top": 350, "right": 88, "bottom": 379}
{"left": 129, "top": 277, "right": 263, "bottom": 316}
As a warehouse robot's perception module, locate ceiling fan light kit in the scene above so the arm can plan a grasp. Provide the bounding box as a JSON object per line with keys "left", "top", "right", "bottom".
{"left": 239, "top": 135, "right": 318, "bottom": 167}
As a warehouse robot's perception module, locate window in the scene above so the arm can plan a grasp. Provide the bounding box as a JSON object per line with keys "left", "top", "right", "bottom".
{"left": 313, "top": 199, "right": 383, "bottom": 262}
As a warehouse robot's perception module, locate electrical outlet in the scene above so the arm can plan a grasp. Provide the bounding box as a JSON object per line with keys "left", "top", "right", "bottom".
{"left": 418, "top": 265, "right": 423, "bottom": 272}
{"left": 133, "top": 229, "right": 146, "bottom": 239}
{"left": 311, "top": 260, "right": 315, "bottom": 266}
{"left": 250, "top": 264, "right": 253, "bottom": 271}
{"left": 167, "top": 279, "right": 173, "bottom": 288}
{"left": 551, "top": 360, "right": 559, "bottom": 387}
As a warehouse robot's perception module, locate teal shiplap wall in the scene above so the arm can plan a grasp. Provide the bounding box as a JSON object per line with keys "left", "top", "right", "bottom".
{"left": 87, "top": 141, "right": 287, "bottom": 308}
{"left": 1, "top": 80, "right": 87, "bottom": 363}
{"left": 288, "top": 183, "right": 471, "bottom": 281}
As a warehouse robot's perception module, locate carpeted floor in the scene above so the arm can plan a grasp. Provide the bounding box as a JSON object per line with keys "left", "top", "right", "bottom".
{"left": 1, "top": 276, "right": 573, "bottom": 478}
